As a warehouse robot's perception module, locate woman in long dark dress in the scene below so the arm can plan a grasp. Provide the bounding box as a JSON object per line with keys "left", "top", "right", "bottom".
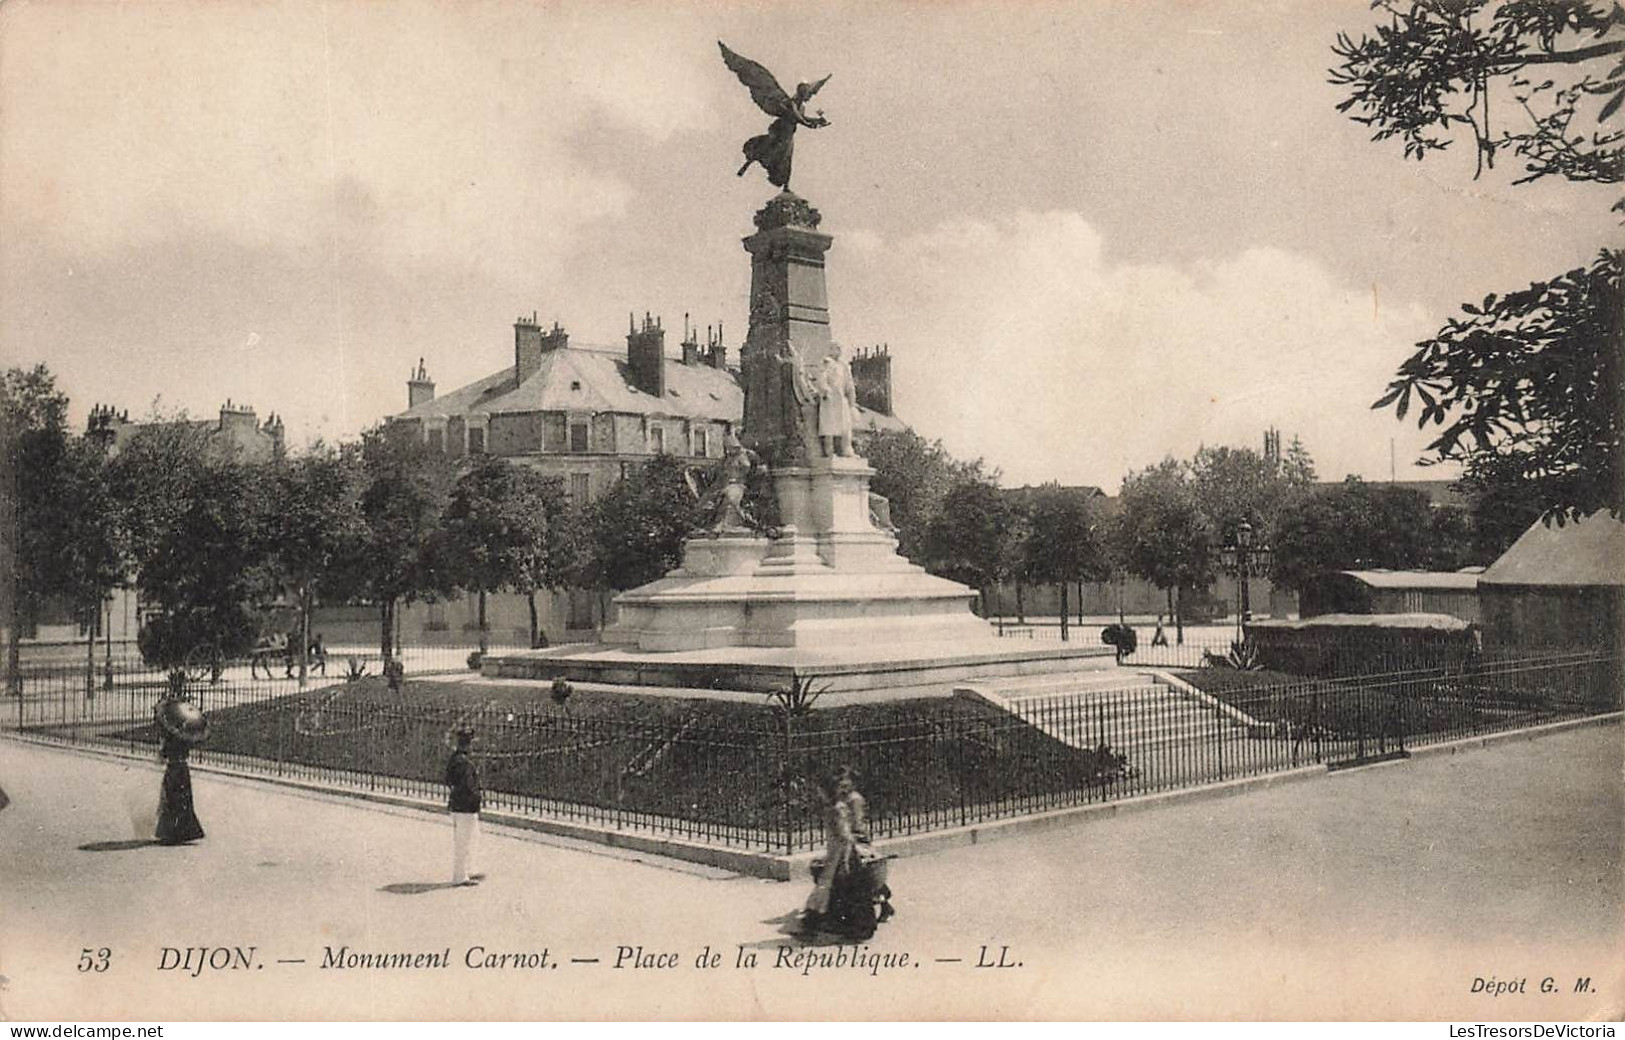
{"left": 800, "top": 774, "right": 875, "bottom": 941}
{"left": 155, "top": 731, "right": 205, "bottom": 845}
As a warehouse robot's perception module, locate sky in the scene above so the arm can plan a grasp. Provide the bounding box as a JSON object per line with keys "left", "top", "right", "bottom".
{"left": 1, "top": 0, "right": 1614, "bottom": 490}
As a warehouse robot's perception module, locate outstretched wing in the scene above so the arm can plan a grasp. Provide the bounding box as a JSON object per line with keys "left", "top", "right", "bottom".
{"left": 719, "top": 41, "right": 791, "bottom": 116}
{"left": 798, "top": 73, "right": 831, "bottom": 100}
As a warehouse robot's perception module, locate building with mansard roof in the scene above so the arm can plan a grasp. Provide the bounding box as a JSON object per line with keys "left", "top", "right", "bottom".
{"left": 385, "top": 312, "right": 903, "bottom": 505}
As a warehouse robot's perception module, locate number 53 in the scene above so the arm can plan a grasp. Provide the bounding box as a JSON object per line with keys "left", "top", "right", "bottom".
{"left": 77, "top": 948, "right": 111, "bottom": 973}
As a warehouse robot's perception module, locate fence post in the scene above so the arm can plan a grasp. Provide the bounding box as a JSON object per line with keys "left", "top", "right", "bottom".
{"left": 781, "top": 714, "right": 794, "bottom": 856}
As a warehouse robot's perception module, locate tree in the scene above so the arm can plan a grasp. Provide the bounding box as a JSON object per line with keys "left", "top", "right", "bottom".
{"left": 263, "top": 445, "right": 364, "bottom": 685}
{"left": 1374, "top": 251, "right": 1622, "bottom": 521}
{"left": 436, "top": 455, "right": 563, "bottom": 653}
{"left": 1331, "top": 1, "right": 1623, "bottom": 187}
{"left": 1018, "top": 484, "right": 1110, "bottom": 642}
{"left": 1271, "top": 478, "right": 1462, "bottom": 592}
{"left": 2, "top": 366, "right": 125, "bottom": 691}
{"left": 110, "top": 435, "right": 274, "bottom": 670}
{"left": 1456, "top": 450, "right": 1554, "bottom": 559}
{"left": 921, "top": 478, "right": 1024, "bottom": 617}
{"left": 339, "top": 428, "right": 457, "bottom": 658}
{"left": 1189, "top": 445, "right": 1310, "bottom": 545}
{"left": 1335, "top": 2, "right": 1624, "bottom": 524}
{"left": 583, "top": 454, "right": 704, "bottom": 595}
{"left": 1425, "top": 504, "right": 1479, "bottom": 571}
{"left": 1115, "top": 457, "right": 1214, "bottom": 643}
{"left": 863, "top": 429, "right": 994, "bottom": 562}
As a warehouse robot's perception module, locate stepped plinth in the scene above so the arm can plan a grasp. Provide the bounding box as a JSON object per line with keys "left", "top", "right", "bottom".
{"left": 484, "top": 192, "right": 1110, "bottom": 693}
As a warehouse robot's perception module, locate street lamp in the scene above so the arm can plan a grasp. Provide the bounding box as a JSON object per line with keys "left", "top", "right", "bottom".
{"left": 1219, "top": 519, "right": 1272, "bottom": 637}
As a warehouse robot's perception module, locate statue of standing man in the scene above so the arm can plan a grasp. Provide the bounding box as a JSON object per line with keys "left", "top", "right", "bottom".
{"left": 817, "top": 344, "right": 858, "bottom": 458}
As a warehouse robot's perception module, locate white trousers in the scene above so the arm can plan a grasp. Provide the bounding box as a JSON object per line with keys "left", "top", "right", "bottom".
{"left": 451, "top": 812, "right": 480, "bottom": 883}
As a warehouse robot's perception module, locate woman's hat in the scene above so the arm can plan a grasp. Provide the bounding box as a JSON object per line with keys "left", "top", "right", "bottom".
{"left": 155, "top": 697, "right": 209, "bottom": 745}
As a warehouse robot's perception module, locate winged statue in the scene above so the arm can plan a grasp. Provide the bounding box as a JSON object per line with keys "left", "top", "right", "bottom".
{"left": 718, "top": 41, "right": 831, "bottom": 190}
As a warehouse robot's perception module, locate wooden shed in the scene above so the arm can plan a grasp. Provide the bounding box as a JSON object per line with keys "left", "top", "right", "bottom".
{"left": 1478, "top": 512, "right": 1624, "bottom": 652}
{"left": 1299, "top": 569, "right": 1482, "bottom": 623}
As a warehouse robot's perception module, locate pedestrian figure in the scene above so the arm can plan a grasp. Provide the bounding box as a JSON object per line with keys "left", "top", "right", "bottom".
{"left": 283, "top": 628, "right": 298, "bottom": 679}
{"left": 153, "top": 698, "right": 207, "bottom": 845}
{"left": 1151, "top": 614, "right": 1169, "bottom": 647}
{"left": 838, "top": 766, "right": 894, "bottom": 925}
{"left": 309, "top": 633, "right": 327, "bottom": 676}
{"left": 799, "top": 771, "right": 875, "bottom": 940}
{"left": 445, "top": 726, "right": 483, "bottom": 886}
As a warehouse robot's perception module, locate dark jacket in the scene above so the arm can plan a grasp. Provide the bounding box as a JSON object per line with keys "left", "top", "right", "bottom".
{"left": 445, "top": 748, "right": 481, "bottom": 813}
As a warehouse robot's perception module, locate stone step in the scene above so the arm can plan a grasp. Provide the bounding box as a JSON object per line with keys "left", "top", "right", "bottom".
{"left": 1028, "top": 713, "right": 1238, "bottom": 750}
{"left": 962, "top": 670, "right": 1154, "bottom": 699}
{"left": 960, "top": 674, "right": 1252, "bottom": 760}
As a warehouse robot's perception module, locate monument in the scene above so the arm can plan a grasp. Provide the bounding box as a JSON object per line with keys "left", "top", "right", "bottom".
{"left": 482, "top": 45, "right": 1108, "bottom": 694}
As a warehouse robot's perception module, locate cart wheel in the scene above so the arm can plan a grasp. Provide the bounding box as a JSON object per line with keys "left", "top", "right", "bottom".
{"left": 182, "top": 644, "right": 219, "bottom": 685}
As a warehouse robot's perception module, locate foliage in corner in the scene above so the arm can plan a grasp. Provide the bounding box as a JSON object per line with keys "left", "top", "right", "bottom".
{"left": 769, "top": 674, "right": 829, "bottom": 717}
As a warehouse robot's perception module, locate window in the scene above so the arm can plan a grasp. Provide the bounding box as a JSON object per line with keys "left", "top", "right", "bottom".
{"left": 694, "top": 428, "right": 709, "bottom": 457}
{"left": 467, "top": 427, "right": 485, "bottom": 454}
{"left": 651, "top": 426, "right": 666, "bottom": 454}
{"left": 427, "top": 428, "right": 445, "bottom": 453}
{"left": 570, "top": 473, "right": 591, "bottom": 502}
{"left": 569, "top": 422, "right": 589, "bottom": 453}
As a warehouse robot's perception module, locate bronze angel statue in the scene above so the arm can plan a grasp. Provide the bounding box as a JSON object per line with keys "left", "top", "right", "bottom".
{"left": 719, "top": 41, "right": 831, "bottom": 190}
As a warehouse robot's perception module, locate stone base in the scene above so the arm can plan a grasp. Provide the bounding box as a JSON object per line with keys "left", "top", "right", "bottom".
{"left": 604, "top": 525, "right": 987, "bottom": 652}
{"left": 480, "top": 638, "right": 1116, "bottom": 698}
{"left": 603, "top": 454, "right": 995, "bottom": 653}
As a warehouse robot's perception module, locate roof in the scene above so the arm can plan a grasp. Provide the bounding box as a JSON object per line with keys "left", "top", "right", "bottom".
{"left": 395, "top": 345, "right": 743, "bottom": 423}
{"left": 1251, "top": 613, "right": 1474, "bottom": 632}
{"left": 393, "top": 343, "right": 898, "bottom": 432}
{"left": 1337, "top": 570, "right": 1481, "bottom": 591}
{"left": 1479, "top": 511, "right": 1625, "bottom": 588}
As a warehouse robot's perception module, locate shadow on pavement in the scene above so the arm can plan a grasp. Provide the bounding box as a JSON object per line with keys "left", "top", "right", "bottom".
{"left": 77, "top": 839, "right": 157, "bottom": 852}
{"left": 379, "top": 881, "right": 466, "bottom": 895}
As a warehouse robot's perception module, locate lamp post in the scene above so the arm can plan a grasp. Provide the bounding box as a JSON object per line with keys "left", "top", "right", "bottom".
{"left": 1219, "top": 519, "right": 1272, "bottom": 640}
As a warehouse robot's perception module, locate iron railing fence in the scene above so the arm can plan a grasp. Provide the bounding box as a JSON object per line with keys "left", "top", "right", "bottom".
{"left": 1, "top": 637, "right": 537, "bottom": 698}
{"left": 6, "top": 648, "right": 1619, "bottom": 855}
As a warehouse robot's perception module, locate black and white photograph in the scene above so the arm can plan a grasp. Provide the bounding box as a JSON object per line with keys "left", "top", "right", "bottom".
{"left": 1, "top": 0, "right": 1620, "bottom": 1024}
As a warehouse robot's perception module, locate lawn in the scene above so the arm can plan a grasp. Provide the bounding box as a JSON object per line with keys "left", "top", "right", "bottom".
{"left": 1170, "top": 662, "right": 1610, "bottom": 742}
{"left": 112, "top": 677, "right": 1128, "bottom": 842}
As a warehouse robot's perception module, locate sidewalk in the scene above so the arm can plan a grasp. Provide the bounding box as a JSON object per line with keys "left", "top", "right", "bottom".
{"left": 1, "top": 723, "right": 1619, "bottom": 1021}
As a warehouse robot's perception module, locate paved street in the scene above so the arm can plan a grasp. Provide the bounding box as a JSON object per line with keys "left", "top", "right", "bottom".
{"left": 1, "top": 724, "right": 1619, "bottom": 1021}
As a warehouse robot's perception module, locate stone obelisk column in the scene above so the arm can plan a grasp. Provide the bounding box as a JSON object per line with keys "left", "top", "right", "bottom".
{"left": 740, "top": 192, "right": 891, "bottom": 570}
{"left": 739, "top": 191, "right": 831, "bottom": 467}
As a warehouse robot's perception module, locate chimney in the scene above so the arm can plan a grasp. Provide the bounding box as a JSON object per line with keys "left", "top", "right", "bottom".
{"left": 626, "top": 311, "right": 666, "bottom": 398}
{"left": 851, "top": 344, "right": 894, "bottom": 416}
{"left": 515, "top": 312, "right": 544, "bottom": 384}
{"left": 542, "top": 320, "right": 568, "bottom": 354}
{"left": 408, "top": 357, "right": 436, "bottom": 408}
{"left": 705, "top": 323, "right": 727, "bottom": 369}
{"left": 680, "top": 314, "right": 700, "bottom": 366}
{"left": 219, "top": 399, "right": 258, "bottom": 435}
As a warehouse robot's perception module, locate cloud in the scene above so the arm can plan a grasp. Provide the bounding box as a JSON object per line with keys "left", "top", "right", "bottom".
{"left": 829, "top": 212, "right": 1443, "bottom": 489}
